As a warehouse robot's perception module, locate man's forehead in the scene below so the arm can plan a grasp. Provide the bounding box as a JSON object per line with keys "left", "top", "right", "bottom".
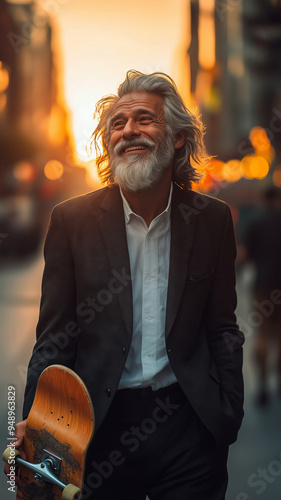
{"left": 112, "top": 91, "right": 164, "bottom": 116}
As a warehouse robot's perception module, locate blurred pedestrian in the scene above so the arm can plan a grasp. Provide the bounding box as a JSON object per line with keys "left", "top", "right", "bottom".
{"left": 243, "top": 186, "right": 281, "bottom": 406}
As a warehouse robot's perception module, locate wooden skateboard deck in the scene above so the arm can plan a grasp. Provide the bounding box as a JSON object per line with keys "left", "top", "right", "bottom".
{"left": 15, "top": 365, "right": 95, "bottom": 499}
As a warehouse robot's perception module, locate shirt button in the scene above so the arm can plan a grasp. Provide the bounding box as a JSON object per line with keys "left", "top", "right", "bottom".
{"left": 105, "top": 388, "right": 111, "bottom": 397}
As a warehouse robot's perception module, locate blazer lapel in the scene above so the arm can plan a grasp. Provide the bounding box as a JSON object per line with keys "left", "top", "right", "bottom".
{"left": 97, "top": 185, "right": 133, "bottom": 338}
{"left": 165, "top": 185, "right": 198, "bottom": 337}
{"left": 95, "top": 184, "right": 198, "bottom": 340}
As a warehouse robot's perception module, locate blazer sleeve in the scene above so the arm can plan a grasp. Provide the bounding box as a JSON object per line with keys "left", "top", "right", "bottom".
{"left": 23, "top": 204, "right": 79, "bottom": 419}
{"left": 206, "top": 204, "right": 244, "bottom": 426}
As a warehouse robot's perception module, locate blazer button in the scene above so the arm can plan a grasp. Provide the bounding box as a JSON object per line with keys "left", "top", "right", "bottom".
{"left": 167, "top": 348, "right": 172, "bottom": 353}
{"left": 105, "top": 388, "right": 111, "bottom": 397}
{"left": 122, "top": 346, "right": 126, "bottom": 353}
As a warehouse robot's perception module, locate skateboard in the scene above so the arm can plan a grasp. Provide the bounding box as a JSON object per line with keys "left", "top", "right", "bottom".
{"left": 3, "top": 364, "right": 95, "bottom": 499}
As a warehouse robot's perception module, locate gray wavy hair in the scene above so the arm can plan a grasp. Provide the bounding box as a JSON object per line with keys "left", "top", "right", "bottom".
{"left": 91, "top": 70, "right": 210, "bottom": 190}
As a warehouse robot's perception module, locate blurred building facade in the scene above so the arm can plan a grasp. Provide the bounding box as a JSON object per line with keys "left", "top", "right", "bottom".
{"left": 0, "top": 0, "right": 72, "bottom": 173}
{"left": 243, "top": 0, "right": 281, "bottom": 164}
{"left": 188, "top": 0, "right": 281, "bottom": 193}
{"left": 0, "top": 0, "right": 86, "bottom": 257}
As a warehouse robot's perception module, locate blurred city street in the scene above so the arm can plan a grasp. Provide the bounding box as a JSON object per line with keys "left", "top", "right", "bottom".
{"left": 1, "top": 0, "right": 281, "bottom": 499}
{"left": 1, "top": 250, "right": 281, "bottom": 500}
{"left": 0, "top": 250, "right": 44, "bottom": 499}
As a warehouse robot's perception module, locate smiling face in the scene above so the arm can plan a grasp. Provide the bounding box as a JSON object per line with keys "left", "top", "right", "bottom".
{"left": 109, "top": 91, "right": 167, "bottom": 156}
{"left": 108, "top": 92, "right": 175, "bottom": 191}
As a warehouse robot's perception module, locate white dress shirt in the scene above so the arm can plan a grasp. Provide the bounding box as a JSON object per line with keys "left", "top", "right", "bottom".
{"left": 118, "top": 184, "right": 177, "bottom": 390}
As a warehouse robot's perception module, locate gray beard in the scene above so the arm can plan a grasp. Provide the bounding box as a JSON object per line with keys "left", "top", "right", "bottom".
{"left": 109, "top": 133, "right": 175, "bottom": 192}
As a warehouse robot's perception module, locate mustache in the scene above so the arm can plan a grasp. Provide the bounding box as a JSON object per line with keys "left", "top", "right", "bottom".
{"left": 113, "top": 137, "right": 156, "bottom": 155}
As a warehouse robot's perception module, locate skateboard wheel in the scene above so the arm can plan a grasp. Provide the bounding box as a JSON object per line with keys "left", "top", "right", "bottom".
{"left": 62, "top": 483, "right": 82, "bottom": 500}
{"left": 2, "top": 447, "right": 21, "bottom": 464}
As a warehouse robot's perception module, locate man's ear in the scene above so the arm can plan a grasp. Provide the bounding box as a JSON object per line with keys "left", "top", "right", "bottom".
{"left": 174, "top": 131, "right": 185, "bottom": 150}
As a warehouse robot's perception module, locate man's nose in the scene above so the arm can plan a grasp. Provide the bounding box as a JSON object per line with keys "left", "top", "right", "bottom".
{"left": 122, "top": 119, "right": 141, "bottom": 139}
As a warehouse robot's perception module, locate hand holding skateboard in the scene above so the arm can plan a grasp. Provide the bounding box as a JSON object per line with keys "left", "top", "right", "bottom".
{"left": 3, "top": 365, "right": 95, "bottom": 500}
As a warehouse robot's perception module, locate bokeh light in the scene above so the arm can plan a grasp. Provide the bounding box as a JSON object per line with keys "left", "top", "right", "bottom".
{"left": 13, "top": 162, "right": 38, "bottom": 183}
{"left": 222, "top": 160, "right": 243, "bottom": 183}
{"left": 273, "top": 166, "right": 281, "bottom": 188}
{"left": 249, "top": 126, "right": 271, "bottom": 153}
{"left": 0, "top": 61, "right": 9, "bottom": 93}
{"left": 209, "top": 159, "right": 225, "bottom": 180}
{"left": 250, "top": 156, "right": 269, "bottom": 179}
{"left": 44, "top": 160, "right": 64, "bottom": 181}
{"left": 241, "top": 154, "right": 269, "bottom": 180}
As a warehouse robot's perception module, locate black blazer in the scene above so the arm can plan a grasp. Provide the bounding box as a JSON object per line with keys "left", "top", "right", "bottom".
{"left": 23, "top": 183, "right": 244, "bottom": 446}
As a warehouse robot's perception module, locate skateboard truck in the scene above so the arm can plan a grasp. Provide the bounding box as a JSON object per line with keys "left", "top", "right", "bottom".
{"left": 3, "top": 366, "right": 95, "bottom": 500}
{"left": 23, "top": 449, "right": 64, "bottom": 486}
{"left": 3, "top": 447, "right": 81, "bottom": 499}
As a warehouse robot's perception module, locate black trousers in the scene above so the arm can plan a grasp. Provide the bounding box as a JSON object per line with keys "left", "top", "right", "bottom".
{"left": 82, "top": 383, "right": 228, "bottom": 500}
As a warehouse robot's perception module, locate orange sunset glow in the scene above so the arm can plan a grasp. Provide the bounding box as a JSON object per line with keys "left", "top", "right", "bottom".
{"left": 54, "top": 0, "right": 191, "bottom": 170}
{"left": 2, "top": 5, "right": 281, "bottom": 500}
{"left": 2, "top": 0, "right": 278, "bottom": 194}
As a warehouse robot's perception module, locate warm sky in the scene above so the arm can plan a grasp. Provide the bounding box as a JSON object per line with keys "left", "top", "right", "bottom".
{"left": 54, "top": 0, "right": 190, "bottom": 162}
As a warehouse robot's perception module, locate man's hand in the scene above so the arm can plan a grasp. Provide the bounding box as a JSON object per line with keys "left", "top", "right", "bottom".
{"left": 4, "top": 419, "right": 27, "bottom": 497}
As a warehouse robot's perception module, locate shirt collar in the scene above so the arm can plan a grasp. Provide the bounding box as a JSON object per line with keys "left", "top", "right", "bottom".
{"left": 120, "top": 183, "right": 173, "bottom": 225}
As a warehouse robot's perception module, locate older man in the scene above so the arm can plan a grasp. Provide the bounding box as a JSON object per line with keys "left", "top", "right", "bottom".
{"left": 8, "top": 71, "right": 244, "bottom": 499}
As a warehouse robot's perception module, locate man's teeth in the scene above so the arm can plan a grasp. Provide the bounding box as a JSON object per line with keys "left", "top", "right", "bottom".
{"left": 124, "top": 146, "right": 147, "bottom": 153}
